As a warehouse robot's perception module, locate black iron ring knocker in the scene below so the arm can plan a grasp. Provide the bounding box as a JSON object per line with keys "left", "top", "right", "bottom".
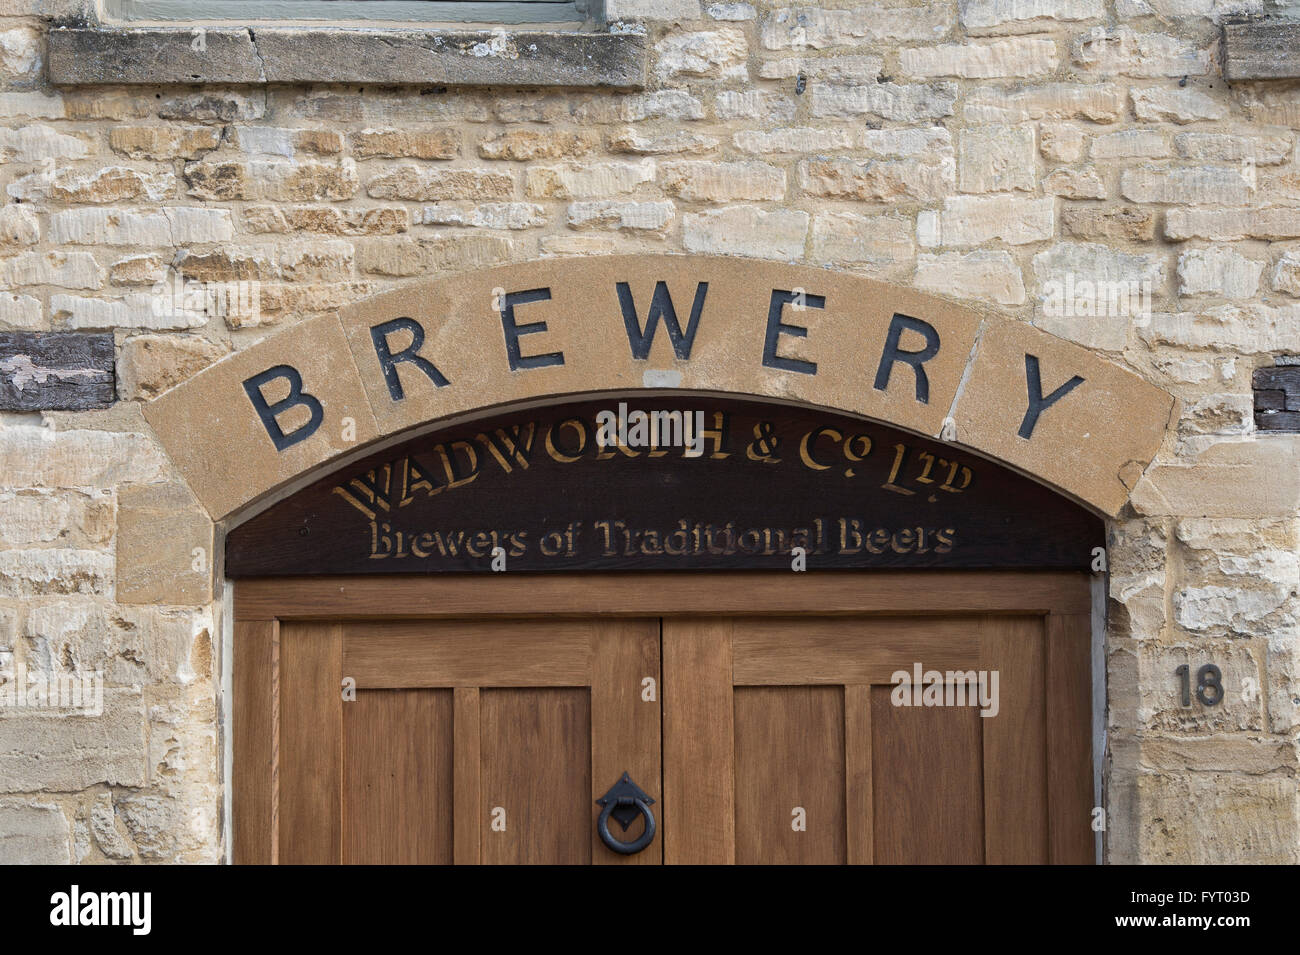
{"left": 596, "top": 772, "right": 656, "bottom": 855}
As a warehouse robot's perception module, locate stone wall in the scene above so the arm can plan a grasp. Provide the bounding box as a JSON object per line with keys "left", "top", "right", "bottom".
{"left": 0, "top": 0, "right": 1297, "bottom": 863}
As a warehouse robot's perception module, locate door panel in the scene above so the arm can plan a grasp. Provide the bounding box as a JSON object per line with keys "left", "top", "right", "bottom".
{"left": 733, "top": 686, "right": 846, "bottom": 864}
{"left": 248, "top": 575, "right": 1094, "bottom": 866}
{"left": 276, "top": 617, "right": 661, "bottom": 864}
{"left": 662, "top": 612, "right": 1091, "bottom": 865}
{"left": 344, "top": 689, "right": 454, "bottom": 865}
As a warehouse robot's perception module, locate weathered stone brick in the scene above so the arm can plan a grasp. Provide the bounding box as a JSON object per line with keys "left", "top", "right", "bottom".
{"left": 1131, "top": 86, "right": 1227, "bottom": 124}
{"left": 965, "top": 82, "right": 1125, "bottom": 122}
{"left": 8, "top": 166, "right": 175, "bottom": 204}
{"left": 227, "top": 126, "right": 344, "bottom": 156}
{"left": 919, "top": 195, "right": 1054, "bottom": 246}
{"left": 1039, "top": 122, "right": 1085, "bottom": 163}
{"left": 0, "top": 294, "right": 42, "bottom": 329}
{"left": 607, "top": 0, "right": 702, "bottom": 16}
{"left": 1177, "top": 247, "right": 1263, "bottom": 299}
{"left": 477, "top": 129, "right": 597, "bottom": 161}
{"left": 1063, "top": 205, "right": 1157, "bottom": 241}
{"left": 109, "top": 126, "right": 221, "bottom": 160}
{"left": 960, "top": 0, "right": 1105, "bottom": 31}
{"left": 0, "top": 25, "right": 41, "bottom": 82}
{"left": 53, "top": 293, "right": 202, "bottom": 332}
{"left": 959, "top": 124, "right": 1036, "bottom": 192}
{"left": 1166, "top": 207, "right": 1300, "bottom": 241}
{"left": 176, "top": 248, "right": 280, "bottom": 284}
{"left": 244, "top": 205, "right": 409, "bottom": 236}
{"left": 661, "top": 160, "right": 786, "bottom": 202}
{"left": 655, "top": 28, "right": 748, "bottom": 80}
{"left": 526, "top": 161, "right": 655, "bottom": 199}
{"left": 157, "top": 91, "right": 264, "bottom": 122}
{"left": 901, "top": 37, "right": 1058, "bottom": 78}
{"left": 2, "top": 252, "right": 102, "bottom": 291}
{"left": 422, "top": 202, "right": 547, "bottom": 230}
{"left": 116, "top": 482, "right": 213, "bottom": 605}
{"left": 0, "top": 549, "right": 113, "bottom": 597}
{"left": 761, "top": 5, "right": 954, "bottom": 50}
{"left": 734, "top": 126, "right": 856, "bottom": 155}
{"left": 354, "top": 128, "right": 461, "bottom": 160}
{"left": 567, "top": 200, "right": 676, "bottom": 232}
{"left": 0, "top": 205, "right": 40, "bottom": 249}
{"left": 811, "top": 212, "right": 915, "bottom": 277}
{"left": 715, "top": 90, "right": 798, "bottom": 121}
{"left": 572, "top": 90, "right": 705, "bottom": 123}
{"left": 1091, "top": 128, "right": 1171, "bottom": 160}
{"left": 609, "top": 126, "right": 720, "bottom": 155}
{"left": 117, "top": 334, "right": 229, "bottom": 400}
{"left": 49, "top": 208, "right": 233, "bottom": 246}
{"left": 683, "top": 206, "right": 808, "bottom": 259}
{"left": 1073, "top": 27, "right": 1212, "bottom": 77}
{"left": 757, "top": 54, "right": 882, "bottom": 82}
{"left": 368, "top": 164, "right": 513, "bottom": 201}
{"left": 1043, "top": 167, "right": 1106, "bottom": 198}
{"left": 0, "top": 90, "right": 64, "bottom": 120}
{"left": 802, "top": 156, "right": 954, "bottom": 201}
{"left": 1175, "top": 132, "right": 1293, "bottom": 165}
{"left": 0, "top": 489, "right": 113, "bottom": 548}
{"left": 914, "top": 250, "right": 1026, "bottom": 305}
{"left": 278, "top": 241, "right": 354, "bottom": 284}
{"left": 0, "top": 804, "right": 71, "bottom": 864}
{"left": 357, "top": 235, "right": 514, "bottom": 276}
{"left": 811, "top": 82, "right": 956, "bottom": 120}
{"left": 707, "top": 1, "right": 754, "bottom": 18}
{"left": 0, "top": 689, "right": 147, "bottom": 790}
{"left": 109, "top": 254, "right": 167, "bottom": 287}
{"left": 185, "top": 159, "right": 359, "bottom": 201}
{"left": 0, "top": 125, "right": 90, "bottom": 162}
{"left": 1271, "top": 251, "right": 1300, "bottom": 297}
{"left": 1121, "top": 165, "right": 1254, "bottom": 205}
{"left": 0, "top": 426, "right": 169, "bottom": 487}
{"left": 1142, "top": 304, "right": 1300, "bottom": 353}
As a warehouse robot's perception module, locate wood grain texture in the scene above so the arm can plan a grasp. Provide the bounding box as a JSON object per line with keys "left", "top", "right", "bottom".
{"left": 343, "top": 689, "right": 454, "bottom": 864}
{"left": 278, "top": 621, "right": 342, "bottom": 865}
{"left": 872, "top": 686, "right": 984, "bottom": 864}
{"left": 453, "top": 687, "right": 481, "bottom": 865}
{"left": 734, "top": 686, "right": 846, "bottom": 864}
{"left": 844, "top": 685, "right": 873, "bottom": 865}
{"left": 733, "top": 616, "right": 979, "bottom": 685}
{"left": 481, "top": 688, "right": 592, "bottom": 865}
{"left": 663, "top": 618, "right": 735, "bottom": 864}
{"left": 233, "top": 619, "right": 276, "bottom": 865}
{"left": 980, "top": 616, "right": 1048, "bottom": 864}
{"left": 590, "top": 619, "right": 662, "bottom": 864}
{"left": 1047, "top": 612, "right": 1095, "bottom": 864}
{"left": 343, "top": 619, "right": 592, "bottom": 687}
{"left": 236, "top": 571, "right": 1093, "bottom": 620}
{"left": 0, "top": 332, "right": 114, "bottom": 411}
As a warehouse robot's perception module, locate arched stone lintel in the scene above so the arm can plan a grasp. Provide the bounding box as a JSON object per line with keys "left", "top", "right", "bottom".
{"left": 142, "top": 255, "right": 1179, "bottom": 522}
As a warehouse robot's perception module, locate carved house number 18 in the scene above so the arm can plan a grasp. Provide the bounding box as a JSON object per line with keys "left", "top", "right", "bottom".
{"left": 1175, "top": 663, "right": 1224, "bottom": 707}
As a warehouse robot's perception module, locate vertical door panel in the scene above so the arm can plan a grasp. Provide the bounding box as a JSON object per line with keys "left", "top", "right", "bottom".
{"left": 343, "top": 688, "right": 454, "bottom": 864}
{"left": 279, "top": 621, "right": 343, "bottom": 865}
{"left": 871, "top": 688, "right": 985, "bottom": 864}
{"left": 480, "top": 688, "right": 592, "bottom": 865}
{"left": 733, "top": 686, "right": 846, "bottom": 864}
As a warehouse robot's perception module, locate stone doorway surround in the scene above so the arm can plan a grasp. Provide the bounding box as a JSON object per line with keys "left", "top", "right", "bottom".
{"left": 142, "top": 254, "right": 1178, "bottom": 525}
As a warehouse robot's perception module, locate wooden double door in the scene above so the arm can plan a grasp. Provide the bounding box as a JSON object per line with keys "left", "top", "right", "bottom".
{"left": 234, "top": 572, "right": 1094, "bottom": 865}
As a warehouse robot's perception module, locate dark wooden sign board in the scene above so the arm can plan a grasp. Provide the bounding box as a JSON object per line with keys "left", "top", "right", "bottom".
{"left": 226, "top": 397, "right": 1103, "bottom": 577}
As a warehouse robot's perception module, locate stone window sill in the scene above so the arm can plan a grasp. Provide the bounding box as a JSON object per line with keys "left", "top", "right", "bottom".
{"left": 1224, "top": 19, "right": 1300, "bottom": 81}
{"left": 46, "top": 26, "right": 648, "bottom": 88}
